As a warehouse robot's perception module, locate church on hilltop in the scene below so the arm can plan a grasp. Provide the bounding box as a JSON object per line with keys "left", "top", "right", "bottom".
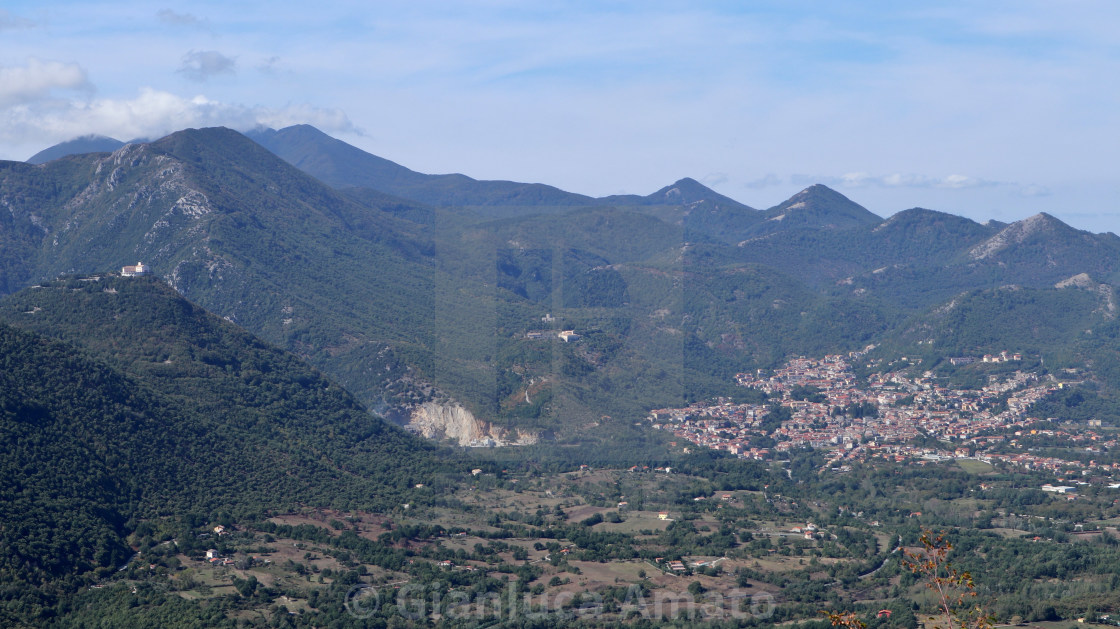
{"left": 121, "top": 262, "right": 151, "bottom": 277}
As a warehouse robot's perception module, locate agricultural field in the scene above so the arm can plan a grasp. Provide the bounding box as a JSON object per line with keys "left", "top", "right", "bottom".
{"left": 77, "top": 458, "right": 1120, "bottom": 627}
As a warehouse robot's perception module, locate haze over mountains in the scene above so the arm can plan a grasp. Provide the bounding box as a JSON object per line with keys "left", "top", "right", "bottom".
{"left": 25, "top": 134, "right": 127, "bottom": 165}
{"left": 5, "top": 125, "right": 1120, "bottom": 444}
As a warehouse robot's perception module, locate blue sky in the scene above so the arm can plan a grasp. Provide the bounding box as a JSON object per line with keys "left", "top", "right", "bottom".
{"left": 2, "top": 1, "right": 1118, "bottom": 232}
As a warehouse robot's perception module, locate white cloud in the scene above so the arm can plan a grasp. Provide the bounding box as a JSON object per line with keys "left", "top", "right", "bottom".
{"left": 938, "top": 174, "right": 994, "bottom": 189}
{"left": 157, "top": 8, "right": 207, "bottom": 27}
{"left": 839, "top": 173, "right": 875, "bottom": 187}
{"left": 883, "top": 173, "right": 998, "bottom": 189}
{"left": 0, "top": 58, "right": 91, "bottom": 107}
{"left": 0, "top": 88, "right": 356, "bottom": 150}
{"left": 700, "top": 172, "right": 729, "bottom": 188}
{"left": 1015, "top": 184, "right": 1051, "bottom": 197}
{"left": 249, "top": 102, "right": 357, "bottom": 133}
{"left": 178, "top": 50, "right": 236, "bottom": 82}
{"left": 790, "top": 172, "right": 1002, "bottom": 190}
{"left": 256, "top": 56, "right": 286, "bottom": 75}
{"left": 744, "top": 174, "right": 784, "bottom": 189}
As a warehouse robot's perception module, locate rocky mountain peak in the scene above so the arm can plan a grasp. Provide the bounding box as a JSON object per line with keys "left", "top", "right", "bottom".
{"left": 968, "top": 213, "right": 1071, "bottom": 260}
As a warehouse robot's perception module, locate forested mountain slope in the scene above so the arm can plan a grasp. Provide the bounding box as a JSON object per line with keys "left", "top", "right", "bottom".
{"left": 0, "top": 276, "right": 447, "bottom": 621}
{"left": 0, "top": 129, "right": 446, "bottom": 415}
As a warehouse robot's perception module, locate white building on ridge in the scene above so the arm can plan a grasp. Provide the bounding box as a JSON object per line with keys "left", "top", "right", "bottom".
{"left": 121, "top": 262, "right": 150, "bottom": 277}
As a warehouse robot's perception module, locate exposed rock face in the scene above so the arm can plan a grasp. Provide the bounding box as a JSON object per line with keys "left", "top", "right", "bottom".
{"left": 406, "top": 402, "right": 538, "bottom": 447}
{"left": 1055, "top": 272, "right": 1095, "bottom": 289}
{"left": 1054, "top": 273, "right": 1117, "bottom": 319}
{"left": 968, "top": 213, "right": 1066, "bottom": 260}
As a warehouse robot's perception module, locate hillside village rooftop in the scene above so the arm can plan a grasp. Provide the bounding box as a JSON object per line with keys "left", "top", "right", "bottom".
{"left": 651, "top": 351, "right": 1120, "bottom": 481}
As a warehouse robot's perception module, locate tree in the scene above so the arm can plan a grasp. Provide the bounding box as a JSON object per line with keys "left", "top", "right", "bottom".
{"left": 233, "top": 575, "right": 258, "bottom": 597}
{"left": 825, "top": 530, "right": 995, "bottom": 629}
{"left": 902, "top": 531, "right": 994, "bottom": 629}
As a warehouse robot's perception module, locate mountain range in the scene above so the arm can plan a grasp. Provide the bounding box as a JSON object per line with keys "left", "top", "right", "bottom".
{"left": 6, "top": 125, "right": 1120, "bottom": 441}
{"left": 5, "top": 124, "right": 1120, "bottom": 622}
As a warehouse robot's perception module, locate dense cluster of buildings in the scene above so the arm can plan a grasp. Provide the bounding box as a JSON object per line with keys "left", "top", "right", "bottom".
{"left": 651, "top": 351, "right": 1117, "bottom": 478}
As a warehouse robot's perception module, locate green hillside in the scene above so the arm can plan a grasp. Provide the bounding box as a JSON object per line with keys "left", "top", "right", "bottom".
{"left": 882, "top": 281, "right": 1120, "bottom": 367}
{"left": 0, "top": 276, "right": 450, "bottom": 621}
{"left": 0, "top": 322, "right": 179, "bottom": 590}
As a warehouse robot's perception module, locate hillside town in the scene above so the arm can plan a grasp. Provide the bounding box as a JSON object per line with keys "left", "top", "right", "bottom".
{"left": 651, "top": 350, "right": 1120, "bottom": 479}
